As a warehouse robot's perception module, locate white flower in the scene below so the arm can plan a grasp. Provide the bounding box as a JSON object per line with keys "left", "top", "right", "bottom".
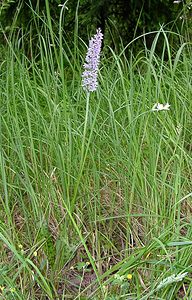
{"left": 114, "top": 274, "right": 125, "bottom": 281}
{"left": 173, "top": 0, "right": 182, "bottom": 3}
{"left": 176, "top": 123, "right": 182, "bottom": 135}
{"left": 151, "top": 103, "right": 170, "bottom": 111}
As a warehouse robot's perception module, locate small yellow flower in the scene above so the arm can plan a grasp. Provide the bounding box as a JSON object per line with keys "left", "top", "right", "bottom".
{"left": 85, "top": 261, "right": 90, "bottom": 266}
{"left": 33, "top": 251, "right": 38, "bottom": 257}
{"left": 18, "top": 244, "right": 23, "bottom": 249}
{"left": 0, "top": 286, "right": 5, "bottom": 291}
{"left": 127, "top": 274, "right": 132, "bottom": 280}
{"left": 10, "top": 287, "right": 16, "bottom": 293}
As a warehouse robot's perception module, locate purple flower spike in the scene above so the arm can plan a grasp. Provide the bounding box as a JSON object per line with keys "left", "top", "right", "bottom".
{"left": 82, "top": 28, "right": 103, "bottom": 92}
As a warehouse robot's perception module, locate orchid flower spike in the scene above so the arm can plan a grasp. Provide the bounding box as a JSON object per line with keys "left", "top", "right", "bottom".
{"left": 82, "top": 28, "right": 103, "bottom": 92}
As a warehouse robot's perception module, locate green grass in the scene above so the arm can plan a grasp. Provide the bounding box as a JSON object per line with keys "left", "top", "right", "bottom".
{"left": 0, "top": 9, "right": 192, "bottom": 300}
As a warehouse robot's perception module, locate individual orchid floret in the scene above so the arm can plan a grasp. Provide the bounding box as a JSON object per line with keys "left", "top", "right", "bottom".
{"left": 151, "top": 103, "right": 170, "bottom": 111}
{"left": 82, "top": 28, "right": 103, "bottom": 92}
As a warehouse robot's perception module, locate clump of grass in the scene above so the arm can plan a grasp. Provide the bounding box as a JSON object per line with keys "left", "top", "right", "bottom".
{"left": 0, "top": 4, "right": 192, "bottom": 300}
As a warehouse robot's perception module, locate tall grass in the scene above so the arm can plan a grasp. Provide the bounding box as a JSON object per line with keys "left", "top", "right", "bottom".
{"left": 0, "top": 5, "right": 192, "bottom": 300}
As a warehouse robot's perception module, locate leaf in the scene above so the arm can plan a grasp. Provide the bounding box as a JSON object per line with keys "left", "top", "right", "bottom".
{"left": 167, "top": 241, "right": 192, "bottom": 246}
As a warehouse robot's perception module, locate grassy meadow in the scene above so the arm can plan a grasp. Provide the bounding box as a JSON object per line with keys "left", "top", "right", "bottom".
{"left": 0, "top": 13, "right": 192, "bottom": 300}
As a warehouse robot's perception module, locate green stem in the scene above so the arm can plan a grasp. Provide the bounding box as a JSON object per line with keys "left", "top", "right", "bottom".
{"left": 71, "top": 92, "right": 90, "bottom": 211}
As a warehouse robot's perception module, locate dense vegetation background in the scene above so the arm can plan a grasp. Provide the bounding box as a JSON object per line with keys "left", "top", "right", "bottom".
{"left": 0, "top": 1, "right": 192, "bottom": 299}
{"left": 0, "top": 0, "right": 188, "bottom": 49}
